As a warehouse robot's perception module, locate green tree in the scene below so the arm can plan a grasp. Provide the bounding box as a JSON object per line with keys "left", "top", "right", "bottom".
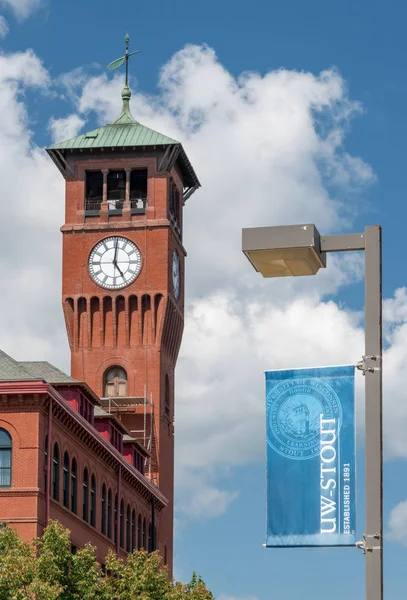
{"left": 0, "top": 521, "right": 213, "bottom": 600}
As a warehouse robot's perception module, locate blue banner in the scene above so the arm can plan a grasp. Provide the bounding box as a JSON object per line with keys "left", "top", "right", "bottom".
{"left": 265, "top": 365, "right": 356, "bottom": 547}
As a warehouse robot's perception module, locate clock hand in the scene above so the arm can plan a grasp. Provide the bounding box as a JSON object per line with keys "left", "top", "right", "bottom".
{"left": 113, "top": 238, "right": 118, "bottom": 264}
{"left": 115, "top": 263, "right": 125, "bottom": 278}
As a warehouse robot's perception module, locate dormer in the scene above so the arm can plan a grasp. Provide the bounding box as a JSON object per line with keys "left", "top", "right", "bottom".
{"left": 55, "top": 384, "right": 100, "bottom": 427}
{"left": 94, "top": 406, "right": 127, "bottom": 452}
{"left": 123, "top": 435, "right": 150, "bottom": 475}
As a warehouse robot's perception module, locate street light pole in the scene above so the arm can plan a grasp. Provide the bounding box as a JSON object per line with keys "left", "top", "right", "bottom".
{"left": 322, "top": 227, "right": 383, "bottom": 600}
{"left": 242, "top": 224, "right": 383, "bottom": 600}
{"left": 363, "top": 226, "right": 383, "bottom": 600}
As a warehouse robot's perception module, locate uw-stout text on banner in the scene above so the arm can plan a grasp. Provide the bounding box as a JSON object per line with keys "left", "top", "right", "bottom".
{"left": 265, "top": 365, "right": 356, "bottom": 547}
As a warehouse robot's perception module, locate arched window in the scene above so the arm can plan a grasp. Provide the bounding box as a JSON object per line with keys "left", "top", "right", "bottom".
{"left": 71, "top": 458, "right": 77, "bottom": 513}
{"left": 142, "top": 518, "right": 146, "bottom": 550}
{"left": 44, "top": 435, "right": 48, "bottom": 492}
{"left": 90, "top": 474, "right": 96, "bottom": 527}
{"left": 137, "top": 514, "right": 142, "bottom": 549}
{"left": 101, "top": 484, "right": 106, "bottom": 535}
{"left": 63, "top": 451, "right": 69, "bottom": 508}
{"left": 114, "top": 494, "right": 118, "bottom": 543}
{"left": 107, "top": 489, "right": 112, "bottom": 539}
{"left": 153, "top": 526, "right": 157, "bottom": 552}
{"left": 52, "top": 443, "right": 59, "bottom": 501}
{"left": 126, "top": 505, "right": 131, "bottom": 552}
{"left": 83, "top": 468, "right": 89, "bottom": 522}
{"left": 104, "top": 366, "right": 127, "bottom": 398}
{"left": 165, "top": 375, "right": 170, "bottom": 418}
{"left": 148, "top": 522, "right": 152, "bottom": 553}
{"left": 0, "top": 429, "right": 12, "bottom": 487}
{"left": 131, "top": 509, "right": 136, "bottom": 552}
{"left": 120, "top": 499, "right": 124, "bottom": 548}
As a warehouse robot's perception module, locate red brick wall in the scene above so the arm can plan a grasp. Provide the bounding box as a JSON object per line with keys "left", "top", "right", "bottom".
{"left": 0, "top": 393, "right": 162, "bottom": 566}
{"left": 0, "top": 405, "right": 41, "bottom": 542}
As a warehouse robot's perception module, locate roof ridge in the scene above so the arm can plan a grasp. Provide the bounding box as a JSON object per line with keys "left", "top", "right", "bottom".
{"left": 0, "top": 349, "right": 41, "bottom": 381}
{"left": 47, "top": 118, "right": 179, "bottom": 151}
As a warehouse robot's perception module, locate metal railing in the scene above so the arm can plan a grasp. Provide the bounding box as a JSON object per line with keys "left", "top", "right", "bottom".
{"left": 169, "top": 211, "right": 181, "bottom": 236}
{"left": 84, "top": 196, "right": 147, "bottom": 214}
{"left": 107, "top": 199, "right": 124, "bottom": 212}
{"left": 130, "top": 196, "right": 147, "bottom": 213}
{"left": 85, "top": 199, "right": 102, "bottom": 212}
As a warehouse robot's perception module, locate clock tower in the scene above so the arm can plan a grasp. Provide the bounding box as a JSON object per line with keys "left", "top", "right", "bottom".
{"left": 46, "top": 39, "right": 200, "bottom": 570}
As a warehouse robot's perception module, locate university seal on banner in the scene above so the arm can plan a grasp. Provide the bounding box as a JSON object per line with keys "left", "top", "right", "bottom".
{"left": 266, "top": 377, "right": 342, "bottom": 460}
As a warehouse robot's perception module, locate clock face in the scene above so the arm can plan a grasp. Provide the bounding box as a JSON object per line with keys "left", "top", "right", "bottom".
{"left": 88, "top": 236, "right": 142, "bottom": 290}
{"left": 172, "top": 251, "right": 180, "bottom": 301}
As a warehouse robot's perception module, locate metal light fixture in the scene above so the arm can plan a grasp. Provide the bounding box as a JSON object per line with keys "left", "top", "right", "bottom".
{"left": 242, "top": 224, "right": 326, "bottom": 278}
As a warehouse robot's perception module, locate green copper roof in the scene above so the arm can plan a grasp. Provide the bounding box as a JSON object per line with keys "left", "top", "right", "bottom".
{"left": 48, "top": 71, "right": 180, "bottom": 151}
{"left": 48, "top": 120, "right": 179, "bottom": 151}
{"left": 47, "top": 47, "right": 200, "bottom": 192}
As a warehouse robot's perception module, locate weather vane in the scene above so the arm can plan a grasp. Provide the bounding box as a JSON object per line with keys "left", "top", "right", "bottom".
{"left": 107, "top": 34, "right": 140, "bottom": 86}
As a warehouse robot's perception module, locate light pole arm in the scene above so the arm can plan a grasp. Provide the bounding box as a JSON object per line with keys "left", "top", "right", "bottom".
{"left": 320, "top": 232, "right": 365, "bottom": 253}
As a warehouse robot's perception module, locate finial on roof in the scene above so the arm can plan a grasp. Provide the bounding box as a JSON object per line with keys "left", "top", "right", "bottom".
{"left": 107, "top": 34, "right": 140, "bottom": 125}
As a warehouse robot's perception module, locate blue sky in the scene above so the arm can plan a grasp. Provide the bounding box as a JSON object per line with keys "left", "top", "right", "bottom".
{"left": 1, "top": 0, "right": 407, "bottom": 599}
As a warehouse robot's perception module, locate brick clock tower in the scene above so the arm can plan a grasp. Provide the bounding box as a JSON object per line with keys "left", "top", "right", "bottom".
{"left": 46, "top": 39, "right": 200, "bottom": 569}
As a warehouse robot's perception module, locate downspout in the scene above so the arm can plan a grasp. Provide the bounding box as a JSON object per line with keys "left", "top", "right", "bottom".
{"left": 45, "top": 398, "right": 53, "bottom": 525}
{"left": 116, "top": 465, "right": 121, "bottom": 555}
{"left": 151, "top": 497, "right": 155, "bottom": 551}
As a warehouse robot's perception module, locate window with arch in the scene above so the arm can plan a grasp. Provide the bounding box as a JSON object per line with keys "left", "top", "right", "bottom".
{"left": 126, "top": 505, "right": 131, "bottom": 552}
{"left": 107, "top": 489, "right": 112, "bottom": 539}
{"left": 63, "top": 451, "right": 69, "bottom": 508}
{"left": 101, "top": 484, "right": 106, "bottom": 535}
{"left": 142, "top": 518, "right": 146, "bottom": 550}
{"left": 0, "top": 429, "right": 12, "bottom": 487}
{"left": 71, "top": 458, "right": 77, "bottom": 513}
{"left": 131, "top": 509, "right": 136, "bottom": 552}
{"left": 104, "top": 366, "right": 128, "bottom": 398}
{"left": 83, "top": 468, "right": 89, "bottom": 522}
{"left": 120, "top": 499, "right": 124, "bottom": 548}
{"left": 90, "top": 474, "right": 96, "bottom": 527}
{"left": 44, "top": 435, "right": 48, "bottom": 492}
{"left": 137, "top": 514, "right": 142, "bottom": 550}
{"left": 148, "top": 522, "right": 152, "bottom": 553}
{"left": 52, "top": 443, "right": 59, "bottom": 501}
{"left": 114, "top": 494, "right": 118, "bottom": 543}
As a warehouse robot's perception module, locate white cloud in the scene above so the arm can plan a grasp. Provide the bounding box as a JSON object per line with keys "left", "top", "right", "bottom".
{"left": 0, "top": 15, "right": 8, "bottom": 38}
{"left": 388, "top": 500, "right": 407, "bottom": 544}
{"left": 176, "top": 472, "right": 238, "bottom": 518}
{"left": 217, "top": 595, "right": 259, "bottom": 600}
{"left": 4, "top": 44, "right": 407, "bottom": 520}
{"left": 0, "top": 0, "right": 41, "bottom": 19}
{"left": 48, "top": 113, "right": 85, "bottom": 143}
{"left": 0, "top": 50, "right": 63, "bottom": 364}
{"left": 174, "top": 293, "right": 367, "bottom": 513}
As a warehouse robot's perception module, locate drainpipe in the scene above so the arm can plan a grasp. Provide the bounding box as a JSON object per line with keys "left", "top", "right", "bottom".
{"left": 116, "top": 465, "right": 121, "bottom": 555}
{"left": 151, "top": 498, "right": 155, "bottom": 552}
{"left": 45, "top": 398, "right": 53, "bottom": 525}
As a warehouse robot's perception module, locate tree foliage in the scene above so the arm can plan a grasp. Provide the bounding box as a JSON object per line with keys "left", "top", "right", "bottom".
{"left": 0, "top": 521, "right": 214, "bottom": 600}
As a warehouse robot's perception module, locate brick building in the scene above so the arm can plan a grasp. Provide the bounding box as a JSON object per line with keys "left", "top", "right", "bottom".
{"left": 0, "top": 59, "right": 199, "bottom": 572}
